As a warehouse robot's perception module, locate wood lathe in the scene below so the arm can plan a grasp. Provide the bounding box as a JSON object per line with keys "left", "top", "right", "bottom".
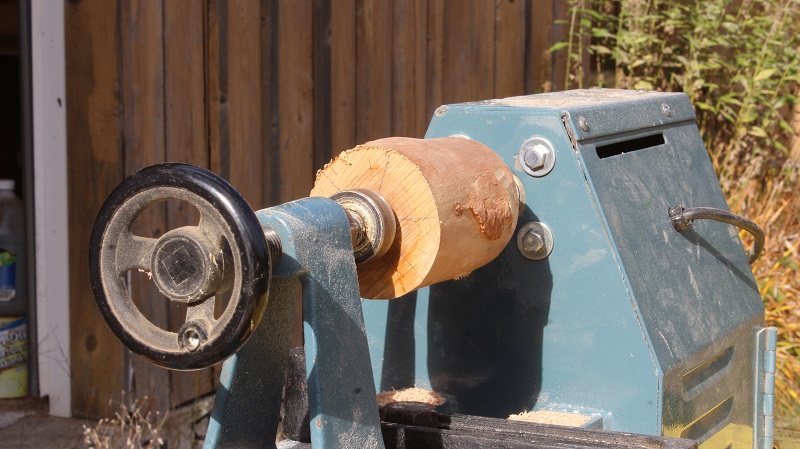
{"left": 89, "top": 89, "right": 774, "bottom": 449}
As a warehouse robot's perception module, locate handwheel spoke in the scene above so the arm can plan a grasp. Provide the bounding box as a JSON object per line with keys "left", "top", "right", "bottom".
{"left": 115, "top": 233, "right": 157, "bottom": 275}
{"left": 198, "top": 211, "right": 226, "bottom": 248}
{"left": 186, "top": 297, "right": 216, "bottom": 325}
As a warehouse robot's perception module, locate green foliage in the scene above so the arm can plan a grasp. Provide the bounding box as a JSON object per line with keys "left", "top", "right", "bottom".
{"left": 559, "top": 0, "right": 800, "bottom": 188}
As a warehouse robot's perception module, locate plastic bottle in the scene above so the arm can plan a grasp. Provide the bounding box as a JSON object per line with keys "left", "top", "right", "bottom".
{"left": 0, "top": 179, "right": 28, "bottom": 398}
{"left": 0, "top": 179, "right": 26, "bottom": 315}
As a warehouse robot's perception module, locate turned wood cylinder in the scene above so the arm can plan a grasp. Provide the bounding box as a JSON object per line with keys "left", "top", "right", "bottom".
{"left": 311, "top": 137, "right": 519, "bottom": 299}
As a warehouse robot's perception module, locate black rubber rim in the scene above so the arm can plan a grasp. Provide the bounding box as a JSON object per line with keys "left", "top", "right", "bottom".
{"left": 89, "top": 163, "right": 270, "bottom": 370}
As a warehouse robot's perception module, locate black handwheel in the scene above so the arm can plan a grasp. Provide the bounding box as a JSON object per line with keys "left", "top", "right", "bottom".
{"left": 89, "top": 163, "right": 271, "bottom": 370}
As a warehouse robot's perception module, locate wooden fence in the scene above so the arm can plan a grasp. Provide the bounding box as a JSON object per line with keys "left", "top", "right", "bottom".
{"left": 66, "top": 0, "right": 570, "bottom": 418}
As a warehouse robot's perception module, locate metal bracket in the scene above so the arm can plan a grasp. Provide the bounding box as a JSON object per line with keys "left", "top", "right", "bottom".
{"left": 205, "top": 197, "right": 385, "bottom": 449}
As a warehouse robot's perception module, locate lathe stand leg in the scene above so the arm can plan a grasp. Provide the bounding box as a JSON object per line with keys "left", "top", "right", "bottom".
{"left": 205, "top": 197, "right": 385, "bottom": 449}
{"left": 204, "top": 279, "right": 297, "bottom": 449}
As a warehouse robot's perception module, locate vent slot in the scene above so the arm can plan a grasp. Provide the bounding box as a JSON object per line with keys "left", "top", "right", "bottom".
{"left": 681, "top": 396, "right": 733, "bottom": 443}
{"left": 596, "top": 133, "right": 665, "bottom": 158}
{"left": 682, "top": 346, "right": 735, "bottom": 398}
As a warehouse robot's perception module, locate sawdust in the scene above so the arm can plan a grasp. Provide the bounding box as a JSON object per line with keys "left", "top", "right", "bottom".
{"left": 508, "top": 410, "right": 591, "bottom": 427}
{"left": 376, "top": 387, "right": 446, "bottom": 408}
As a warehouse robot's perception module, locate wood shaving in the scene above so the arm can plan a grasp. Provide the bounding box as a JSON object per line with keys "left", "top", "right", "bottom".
{"left": 376, "top": 387, "right": 445, "bottom": 407}
{"left": 508, "top": 410, "right": 591, "bottom": 427}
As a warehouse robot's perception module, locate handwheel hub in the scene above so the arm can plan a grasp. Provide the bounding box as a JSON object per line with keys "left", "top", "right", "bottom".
{"left": 152, "top": 227, "right": 223, "bottom": 303}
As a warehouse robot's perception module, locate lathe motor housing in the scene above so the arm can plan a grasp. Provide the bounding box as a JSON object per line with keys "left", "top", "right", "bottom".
{"left": 361, "top": 89, "right": 773, "bottom": 449}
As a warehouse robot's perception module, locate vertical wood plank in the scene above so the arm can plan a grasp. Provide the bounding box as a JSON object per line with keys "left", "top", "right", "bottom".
{"left": 66, "top": 0, "right": 124, "bottom": 419}
{"left": 356, "top": 0, "right": 393, "bottom": 143}
{"left": 412, "top": 0, "right": 429, "bottom": 138}
{"left": 164, "top": 0, "right": 216, "bottom": 407}
{"left": 119, "top": 0, "right": 170, "bottom": 412}
{"left": 441, "top": 0, "right": 495, "bottom": 104}
{"left": 207, "top": 0, "right": 224, "bottom": 179}
{"left": 263, "top": 0, "right": 279, "bottom": 205}
{"left": 331, "top": 0, "right": 356, "bottom": 154}
{"left": 527, "top": 0, "right": 554, "bottom": 92}
{"left": 313, "top": 0, "right": 332, "bottom": 169}
{"left": 426, "top": 0, "right": 444, "bottom": 118}
{"left": 227, "top": 0, "right": 264, "bottom": 206}
{"left": 392, "top": 0, "right": 427, "bottom": 138}
{"left": 494, "top": 0, "right": 526, "bottom": 98}
{"left": 278, "top": 0, "right": 314, "bottom": 202}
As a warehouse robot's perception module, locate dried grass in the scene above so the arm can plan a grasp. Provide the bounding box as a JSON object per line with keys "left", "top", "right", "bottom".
{"left": 729, "top": 174, "right": 800, "bottom": 424}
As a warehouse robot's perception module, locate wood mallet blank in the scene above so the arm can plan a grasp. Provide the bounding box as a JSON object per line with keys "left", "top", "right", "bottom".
{"left": 311, "top": 137, "right": 520, "bottom": 299}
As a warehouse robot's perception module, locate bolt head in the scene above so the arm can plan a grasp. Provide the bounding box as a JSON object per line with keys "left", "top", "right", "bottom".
{"left": 522, "top": 230, "right": 545, "bottom": 254}
{"left": 523, "top": 145, "right": 548, "bottom": 171}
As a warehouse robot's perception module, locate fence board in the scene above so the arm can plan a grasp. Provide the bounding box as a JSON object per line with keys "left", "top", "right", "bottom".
{"left": 426, "top": 0, "right": 444, "bottom": 120}
{"left": 494, "top": 0, "right": 526, "bottom": 98}
{"left": 313, "top": 0, "right": 332, "bottom": 170}
{"left": 356, "top": 0, "right": 394, "bottom": 143}
{"left": 207, "top": 0, "right": 225, "bottom": 184}
{"left": 119, "top": 0, "right": 170, "bottom": 413}
{"left": 392, "top": 0, "right": 427, "bottom": 138}
{"left": 66, "top": 0, "right": 125, "bottom": 419}
{"left": 228, "top": 0, "right": 265, "bottom": 206}
{"left": 331, "top": 0, "right": 357, "bottom": 155}
{"left": 164, "top": 0, "right": 216, "bottom": 407}
{"left": 278, "top": 0, "right": 314, "bottom": 202}
{"left": 441, "top": 0, "right": 496, "bottom": 104}
{"left": 262, "top": 0, "right": 280, "bottom": 206}
{"left": 527, "top": 0, "right": 554, "bottom": 92}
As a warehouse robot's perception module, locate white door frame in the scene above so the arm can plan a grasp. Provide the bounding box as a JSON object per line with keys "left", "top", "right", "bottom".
{"left": 31, "top": 0, "right": 70, "bottom": 417}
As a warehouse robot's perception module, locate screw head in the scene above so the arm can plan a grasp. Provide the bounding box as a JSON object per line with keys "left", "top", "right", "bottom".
{"left": 578, "top": 116, "right": 589, "bottom": 132}
{"left": 661, "top": 103, "right": 672, "bottom": 117}
{"left": 178, "top": 322, "right": 207, "bottom": 352}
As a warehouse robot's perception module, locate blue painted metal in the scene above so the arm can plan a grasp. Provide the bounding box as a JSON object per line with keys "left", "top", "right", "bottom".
{"left": 205, "top": 197, "right": 384, "bottom": 449}
{"left": 362, "top": 89, "right": 770, "bottom": 447}
{"left": 204, "top": 278, "right": 296, "bottom": 449}
{"left": 257, "top": 197, "right": 385, "bottom": 449}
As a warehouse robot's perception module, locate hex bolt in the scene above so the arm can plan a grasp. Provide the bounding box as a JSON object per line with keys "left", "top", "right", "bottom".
{"left": 578, "top": 116, "right": 589, "bottom": 132}
{"left": 522, "top": 229, "right": 545, "bottom": 254}
{"left": 661, "top": 103, "right": 672, "bottom": 117}
{"left": 523, "top": 144, "right": 549, "bottom": 171}
{"left": 516, "top": 221, "right": 554, "bottom": 260}
{"left": 518, "top": 137, "right": 556, "bottom": 177}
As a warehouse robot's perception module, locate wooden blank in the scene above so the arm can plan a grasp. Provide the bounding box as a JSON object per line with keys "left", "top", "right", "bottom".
{"left": 311, "top": 137, "right": 519, "bottom": 299}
